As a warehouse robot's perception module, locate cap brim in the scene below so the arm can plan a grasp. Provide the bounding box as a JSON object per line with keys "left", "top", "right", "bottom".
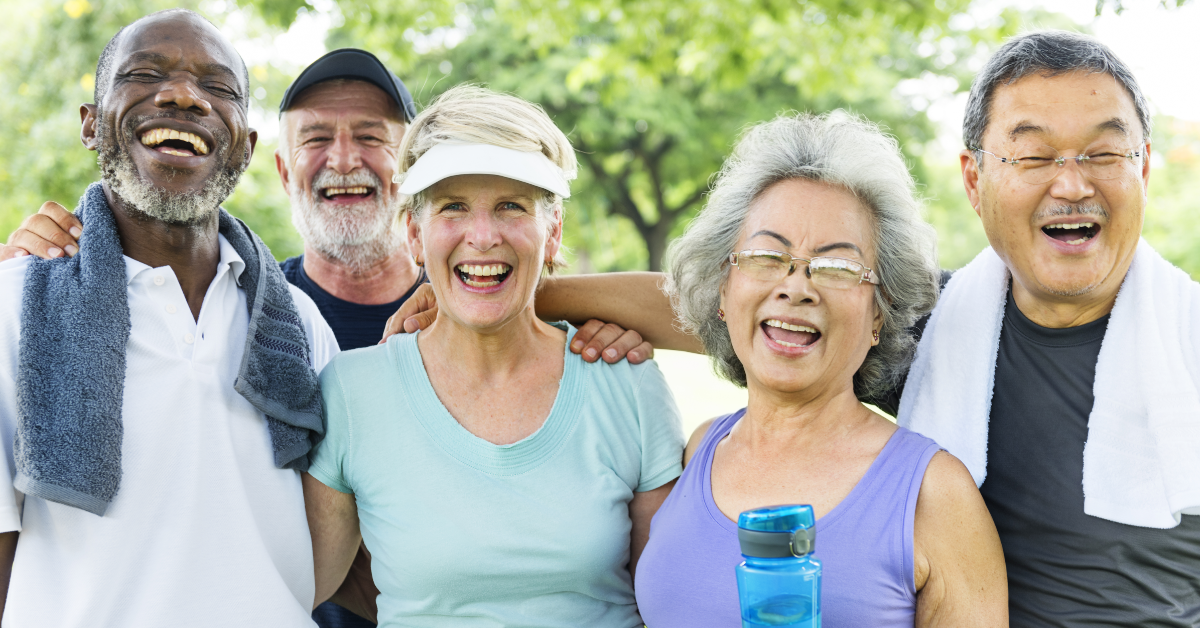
{"left": 398, "top": 143, "right": 571, "bottom": 198}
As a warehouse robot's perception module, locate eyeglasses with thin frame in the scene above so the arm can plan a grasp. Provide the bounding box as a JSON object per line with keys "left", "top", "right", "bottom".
{"left": 728, "top": 250, "right": 880, "bottom": 288}
{"left": 971, "top": 144, "right": 1143, "bottom": 185}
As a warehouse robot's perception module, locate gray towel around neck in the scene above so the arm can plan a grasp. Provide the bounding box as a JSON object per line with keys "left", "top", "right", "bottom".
{"left": 15, "top": 183, "right": 324, "bottom": 516}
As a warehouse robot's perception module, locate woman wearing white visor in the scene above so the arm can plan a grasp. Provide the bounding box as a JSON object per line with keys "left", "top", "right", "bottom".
{"left": 302, "top": 85, "right": 685, "bottom": 627}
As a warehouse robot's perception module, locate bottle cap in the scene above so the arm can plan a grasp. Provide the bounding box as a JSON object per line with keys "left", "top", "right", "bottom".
{"left": 737, "top": 504, "right": 816, "bottom": 558}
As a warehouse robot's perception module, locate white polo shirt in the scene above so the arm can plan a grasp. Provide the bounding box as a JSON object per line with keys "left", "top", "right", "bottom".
{"left": 0, "top": 235, "right": 339, "bottom": 628}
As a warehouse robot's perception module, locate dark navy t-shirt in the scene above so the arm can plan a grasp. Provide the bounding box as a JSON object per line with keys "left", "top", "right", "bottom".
{"left": 280, "top": 255, "right": 426, "bottom": 352}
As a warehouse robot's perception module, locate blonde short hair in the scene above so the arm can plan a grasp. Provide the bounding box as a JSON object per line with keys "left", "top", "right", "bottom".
{"left": 398, "top": 85, "right": 577, "bottom": 272}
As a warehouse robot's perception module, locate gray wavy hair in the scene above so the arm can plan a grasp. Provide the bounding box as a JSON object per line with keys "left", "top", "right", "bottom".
{"left": 666, "top": 112, "right": 940, "bottom": 399}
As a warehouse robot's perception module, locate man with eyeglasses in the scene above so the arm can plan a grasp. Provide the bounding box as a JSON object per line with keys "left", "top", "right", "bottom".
{"left": 887, "top": 29, "right": 1200, "bottom": 626}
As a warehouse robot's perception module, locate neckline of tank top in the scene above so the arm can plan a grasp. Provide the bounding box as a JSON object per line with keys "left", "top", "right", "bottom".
{"left": 700, "top": 413, "right": 913, "bottom": 533}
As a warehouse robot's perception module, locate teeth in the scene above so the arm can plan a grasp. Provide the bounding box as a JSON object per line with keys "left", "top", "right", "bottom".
{"left": 457, "top": 263, "right": 509, "bottom": 277}
{"left": 138, "top": 128, "right": 209, "bottom": 155}
{"left": 323, "top": 186, "right": 370, "bottom": 196}
{"left": 775, "top": 339, "right": 804, "bottom": 348}
{"left": 1065, "top": 238, "right": 1088, "bottom": 245}
{"left": 463, "top": 278, "right": 501, "bottom": 288}
{"left": 1044, "top": 222, "right": 1095, "bottom": 229}
{"left": 764, "top": 319, "right": 818, "bottom": 334}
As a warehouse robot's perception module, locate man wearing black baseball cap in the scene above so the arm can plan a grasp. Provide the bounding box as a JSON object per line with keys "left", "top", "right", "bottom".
{"left": 275, "top": 48, "right": 421, "bottom": 628}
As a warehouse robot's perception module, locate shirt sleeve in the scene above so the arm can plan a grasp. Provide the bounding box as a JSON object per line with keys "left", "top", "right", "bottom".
{"left": 632, "top": 360, "right": 686, "bottom": 492}
{"left": 0, "top": 257, "right": 33, "bottom": 532}
{"left": 307, "top": 356, "right": 354, "bottom": 494}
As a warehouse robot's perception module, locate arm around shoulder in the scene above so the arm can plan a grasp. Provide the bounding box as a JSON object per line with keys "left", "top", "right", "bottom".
{"left": 913, "top": 451, "right": 1007, "bottom": 628}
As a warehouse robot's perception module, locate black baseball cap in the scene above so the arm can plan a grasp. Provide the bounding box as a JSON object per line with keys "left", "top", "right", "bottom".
{"left": 279, "top": 48, "right": 418, "bottom": 122}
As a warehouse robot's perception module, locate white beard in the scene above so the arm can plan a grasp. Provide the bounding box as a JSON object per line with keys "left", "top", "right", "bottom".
{"left": 289, "top": 168, "right": 404, "bottom": 273}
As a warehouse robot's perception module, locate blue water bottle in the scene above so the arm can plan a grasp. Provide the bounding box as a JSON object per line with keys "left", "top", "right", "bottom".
{"left": 735, "top": 505, "right": 821, "bottom": 627}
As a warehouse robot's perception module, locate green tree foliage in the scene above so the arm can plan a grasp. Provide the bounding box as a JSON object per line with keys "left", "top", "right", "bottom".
{"left": 295, "top": 0, "right": 1030, "bottom": 270}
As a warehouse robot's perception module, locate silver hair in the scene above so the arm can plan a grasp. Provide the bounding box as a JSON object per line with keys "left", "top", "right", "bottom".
{"left": 963, "top": 30, "right": 1151, "bottom": 152}
{"left": 666, "top": 112, "right": 940, "bottom": 399}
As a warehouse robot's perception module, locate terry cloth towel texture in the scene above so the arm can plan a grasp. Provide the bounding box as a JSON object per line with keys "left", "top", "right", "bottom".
{"left": 898, "top": 241, "right": 1200, "bottom": 529}
{"left": 16, "top": 182, "right": 324, "bottom": 516}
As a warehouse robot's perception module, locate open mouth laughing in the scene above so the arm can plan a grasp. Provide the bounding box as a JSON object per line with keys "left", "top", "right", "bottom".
{"left": 1042, "top": 222, "right": 1100, "bottom": 246}
{"left": 762, "top": 318, "right": 821, "bottom": 348}
{"left": 456, "top": 263, "right": 513, "bottom": 289}
{"left": 139, "top": 127, "right": 210, "bottom": 157}
{"left": 320, "top": 185, "right": 375, "bottom": 202}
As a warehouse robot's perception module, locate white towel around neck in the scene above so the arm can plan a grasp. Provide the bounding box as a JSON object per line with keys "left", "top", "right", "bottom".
{"left": 898, "top": 240, "right": 1200, "bottom": 528}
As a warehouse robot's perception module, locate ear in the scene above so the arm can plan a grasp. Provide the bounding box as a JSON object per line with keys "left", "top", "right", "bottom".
{"left": 406, "top": 210, "right": 424, "bottom": 266}
{"left": 247, "top": 128, "right": 258, "bottom": 160}
{"left": 80, "top": 104, "right": 98, "bottom": 151}
{"left": 960, "top": 149, "right": 983, "bottom": 219}
{"left": 1140, "top": 140, "right": 1152, "bottom": 197}
{"left": 871, "top": 299, "right": 884, "bottom": 345}
{"left": 543, "top": 207, "right": 564, "bottom": 264}
{"left": 275, "top": 149, "right": 290, "bottom": 190}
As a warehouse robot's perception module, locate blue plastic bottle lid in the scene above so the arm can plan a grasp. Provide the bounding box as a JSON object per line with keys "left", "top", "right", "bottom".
{"left": 738, "top": 505, "right": 816, "bottom": 558}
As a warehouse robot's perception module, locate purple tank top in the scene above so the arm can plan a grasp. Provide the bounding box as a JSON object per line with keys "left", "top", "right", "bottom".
{"left": 635, "top": 409, "right": 941, "bottom": 627}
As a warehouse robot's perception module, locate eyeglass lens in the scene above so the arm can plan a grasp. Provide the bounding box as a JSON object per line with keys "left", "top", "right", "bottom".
{"left": 735, "top": 252, "right": 866, "bottom": 288}
{"left": 1005, "top": 144, "right": 1141, "bottom": 184}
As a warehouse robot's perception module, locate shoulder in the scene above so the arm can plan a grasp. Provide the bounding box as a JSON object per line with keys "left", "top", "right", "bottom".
{"left": 0, "top": 255, "right": 32, "bottom": 292}
{"left": 684, "top": 417, "right": 719, "bottom": 467}
{"left": 278, "top": 255, "right": 302, "bottom": 281}
{"left": 0, "top": 256, "right": 31, "bottom": 333}
{"left": 913, "top": 449, "right": 995, "bottom": 562}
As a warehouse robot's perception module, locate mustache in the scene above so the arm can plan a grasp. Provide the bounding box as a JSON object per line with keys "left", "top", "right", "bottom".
{"left": 1033, "top": 203, "right": 1109, "bottom": 222}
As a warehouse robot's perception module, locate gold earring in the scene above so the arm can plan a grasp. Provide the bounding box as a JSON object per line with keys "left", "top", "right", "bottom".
{"left": 718, "top": 308, "right": 725, "bottom": 321}
{"left": 872, "top": 329, "right": 879, "bottom": 343}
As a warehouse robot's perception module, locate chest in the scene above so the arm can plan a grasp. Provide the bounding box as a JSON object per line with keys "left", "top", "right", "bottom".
{"left": 427, "top": 363, "right": 563, "bottom": 446}
{"left": 709, "top": 439, "right": 880, "bottom": 522}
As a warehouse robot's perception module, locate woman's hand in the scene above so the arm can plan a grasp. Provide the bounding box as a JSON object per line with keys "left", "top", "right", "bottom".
{"left": 379, "top": 284, "right": 656, "bottom": 365}
{"left": 913, "top": 452, "right": 1008, "bottom": 627}
{"left": 2, "top": 201, "right": 81, "bottom": 261}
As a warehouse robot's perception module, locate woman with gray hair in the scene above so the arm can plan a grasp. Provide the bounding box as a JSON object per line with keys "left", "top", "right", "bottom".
{"left": 302, "top": 85, "right": 684, "bottom": 627}
{"left": 634, "top": 112, "right": 1006, "bottom": 626}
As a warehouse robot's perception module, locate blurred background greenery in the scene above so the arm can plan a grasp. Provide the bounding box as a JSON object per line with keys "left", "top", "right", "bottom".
{"left": 2, "top": 0, "right": 1196, "bottom": 277}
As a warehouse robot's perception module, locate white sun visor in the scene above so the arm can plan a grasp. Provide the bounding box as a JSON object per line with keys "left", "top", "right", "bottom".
{"left": 395, "top": 143, "right": 572, "bottom": 198}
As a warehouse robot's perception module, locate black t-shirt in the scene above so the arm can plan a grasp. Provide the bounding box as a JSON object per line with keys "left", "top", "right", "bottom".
{"left": 982, "top": 289, "right": 1200, "bottom": 627}
{"left": 872, "top": 282, "right": 1200, "bottom": 625}
{"left": 279, "top": 255, "right": 427, "bottom": 352}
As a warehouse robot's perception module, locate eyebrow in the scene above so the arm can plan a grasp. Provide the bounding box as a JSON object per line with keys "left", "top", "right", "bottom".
{"left": 1007, "top": 122, "right": 1047, "bottom": 141}
{"left": 749, "top": 230, "right": 792, "bottom": 248}
{"left": 1007, "top": 117, "right": 1132, "bottom": 143}
{"left": 813, "top": 242, "right": 863, "bottom": 256}
{"left": 1096, "top": 117, "right": 1130, "bottom": 136}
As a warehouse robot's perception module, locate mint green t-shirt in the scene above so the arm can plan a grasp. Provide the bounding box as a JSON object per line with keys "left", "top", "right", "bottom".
{"left": 308, "top": 325, "right": 685, "bottom": 628}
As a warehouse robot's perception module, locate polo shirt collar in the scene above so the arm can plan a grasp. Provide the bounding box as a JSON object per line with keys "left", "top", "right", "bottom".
{"left": 122, "top": 233, "right": 247, "bottom": 287}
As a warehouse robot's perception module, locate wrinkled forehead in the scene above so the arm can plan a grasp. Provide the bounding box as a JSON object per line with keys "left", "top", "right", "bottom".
{"left": 985, "top": 72, "right": 1142, "bottom": 148}
{"left": 116, "top": 13, "right": 246, "bottom": 92}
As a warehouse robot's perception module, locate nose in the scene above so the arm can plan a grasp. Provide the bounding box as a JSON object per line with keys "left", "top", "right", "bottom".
{"left": 466, "top": 209, "right": 502, "bottom": 252}
{"left": 776, "top": 263, "right": 819, "bottom": 305}
{"left": 1047, "top": 157, "right": 1096, "bottom": 203}
{"left": 153, "top": 76, "right": 213, "bottom": 116}
{"left": 326, "top": 132, "right": 363, "bottom": 175}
